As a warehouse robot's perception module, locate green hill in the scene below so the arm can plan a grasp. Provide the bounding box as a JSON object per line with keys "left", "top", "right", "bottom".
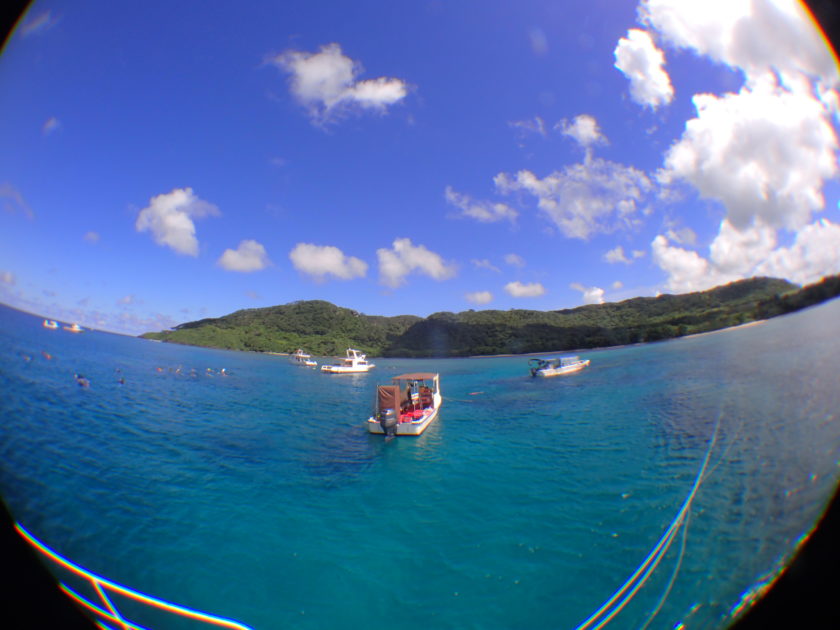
{"left": 140, "top": 276, "right": 840, "bottom": 357}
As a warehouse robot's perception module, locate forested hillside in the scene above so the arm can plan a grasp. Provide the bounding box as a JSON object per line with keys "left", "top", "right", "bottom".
{"left": 140, "top": 276, "right": 840, "bottom": 357}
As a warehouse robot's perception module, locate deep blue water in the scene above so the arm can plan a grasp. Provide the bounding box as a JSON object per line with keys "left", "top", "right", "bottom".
{"left": 2, "top": 300, "right": 840, "bottom": 629}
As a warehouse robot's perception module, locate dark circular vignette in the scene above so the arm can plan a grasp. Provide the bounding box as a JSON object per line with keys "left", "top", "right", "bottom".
{"left": 0, "top": 1, "right": 839, "bottom": 629}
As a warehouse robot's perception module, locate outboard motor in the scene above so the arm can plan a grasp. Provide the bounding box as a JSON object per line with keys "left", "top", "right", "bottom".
{"left": 379, "top": 408, "right": 398, "bottom": 437}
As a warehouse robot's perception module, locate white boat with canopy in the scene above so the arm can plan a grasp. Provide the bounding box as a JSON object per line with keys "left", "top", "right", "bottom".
{"left": 289, "top": 348, "right": 317, "bottom": 367}
{"left": 529, "top": 355, "right": 590, "bottom": 377}
{"left": 320, "top": 348, "right": 374, "bottom": 373}
{"left": 368, "top": 372, "right": 442, "bottom": 436}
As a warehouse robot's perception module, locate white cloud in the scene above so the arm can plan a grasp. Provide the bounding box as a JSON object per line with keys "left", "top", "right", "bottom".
{"left": 614, "top": 29, "right": 674, "bottom": 109}
{"left": 445, "top": 186, "right": 517, "bottom": 223}
{"left": 1, "top": 271, "right": 15, "bottom": 285}
{"left": 472, "top": 258, "right": 500, "bottom": 272}
{"left": 632, "top": 249, "right": 646, "bottom": 259}
{"left": 504, "top": 281, "right": 545, "bottom": 298}
{"left": 654, "top": 217, "right": 840, "bottom": 293}
{"left": 504, "top": 253, "right": 526, "bottom": 268}
{"left": 570, "top": 282, "right": 606, "bottom": 305}
{"left": 135, "top": 187, "right": 219, "bottom": 256}
{"left": 289, "top": 243, "right": 367, "bottom": 280}
{"left": 218, "top": 239, "right": 271, "bottom": 272}
{"left": 509, "top": 116, "right": 546, "bottom": 137}
{"left": 495, "top": 158, "right": 652, "bottom": 240}
{"left": 557, "top": 114, "right": 607, "bottom": 148}
{"left": 604, "top": 245, "right": 631, "bottom": 264}
{"left": 465, "top": 290, "right": 493, "bottom": 305}
{"left": 117, "top": 295, "right": 136, "bottom": 306}
{"left": 84, "top": 231, "right": 100, "bottom": 243}
{"left": 755, "top": 219, "right": 840, "bottom": 284}
{"left": 42, "top": 117, "right": 60, "bottom": 136}
{"left": 377, "top": 238, "right": 456, "bottom": 288}
{"left": 652, "top": 234, "right": 718, "bottom": 293}
{"left": 665, "top": 227, "right": 696, "bottom": 245}
{"left": 269, "top": 43, "right": 408, "bottom": 124}
{"left": 660, "top": 76, "right": 838, "bottom": 232}
{"left": 640, "top": 0, "right": 840, "bottom": 295}
{"left": 640, "top": 0, "right": 838, "bottom": 86}
{"left": 612, "top": 280, "right": 624, "bottom": 290}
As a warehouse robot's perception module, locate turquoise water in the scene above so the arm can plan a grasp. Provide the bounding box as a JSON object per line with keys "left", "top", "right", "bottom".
{"left": 2, "top": 301, "right": 840, "bottom": 630}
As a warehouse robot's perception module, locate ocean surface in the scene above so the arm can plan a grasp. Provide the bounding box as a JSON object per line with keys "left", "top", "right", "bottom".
{"left": 2, "top": 300, "right": 840, "bottom": 630}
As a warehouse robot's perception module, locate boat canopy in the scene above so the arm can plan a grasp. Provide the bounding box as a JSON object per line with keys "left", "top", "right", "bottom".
{"left": 377, "top": 384, "right": 402, "bottom": 411}
{"left": 391, "top": 372, "right": 438, "bottom": 381}
{"left": 529, "top": 356, "right": 580, "bottom": 368}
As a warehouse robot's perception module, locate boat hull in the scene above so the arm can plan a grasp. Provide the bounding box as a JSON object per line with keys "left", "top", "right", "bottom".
{"left": 367, "top": 405, "right": 440, "bottom": 435}
{"left": 321, "top": 365, "right": 373, "bottom": 373}
{"left": 534, "top": 359, "right": 590, "bottom": 377}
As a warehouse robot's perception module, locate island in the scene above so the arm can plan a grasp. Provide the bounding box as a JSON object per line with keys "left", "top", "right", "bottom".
{"left": 140, "top": 275, "right": 840, "bottom": 357}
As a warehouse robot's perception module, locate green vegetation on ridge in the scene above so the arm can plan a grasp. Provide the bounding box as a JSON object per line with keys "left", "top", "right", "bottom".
{"left": 139, "top": 276, "right": 840, "bottom": 357}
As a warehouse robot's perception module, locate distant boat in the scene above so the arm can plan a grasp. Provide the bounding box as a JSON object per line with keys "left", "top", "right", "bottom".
{"left": 42, "top": 319, "right": 59, "bottom": 329}
{"left": 63, "top": 323, "right": 84, "bottom": 333}
{"left": 289, "top": 348, "right": 317, "bottom": 367}
{"left": 320, "top": 348, "right": 374, "bottom": 374}
{"left": 529, "top": 355, "right": 590, "bottom": 378}
{"left": 368, "top": 372, "right": 442, "bottom": 436}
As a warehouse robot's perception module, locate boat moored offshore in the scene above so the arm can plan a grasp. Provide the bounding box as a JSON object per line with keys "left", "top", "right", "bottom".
{"left": 289, "top": 348, "right": 317, "bottom": 367}
{"left": 368, "top": 372, "right": 442, "bottom": 436}
{"left": 529, "top": 355, "right": 590, "bottom": 377}
{"left": 320, "top": 348, "right": 374, "bottom": 373}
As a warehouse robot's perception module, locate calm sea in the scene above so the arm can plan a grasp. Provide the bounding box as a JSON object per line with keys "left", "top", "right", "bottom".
{"left": 2, "top": 300, "right": 840, "bottom": 630}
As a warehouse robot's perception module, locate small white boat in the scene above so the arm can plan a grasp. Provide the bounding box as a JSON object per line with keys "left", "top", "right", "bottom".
{"left": 63, "top": 323, "right": 84, "bottom": 333}
{"left": 368, "top": 372, "right": 442, "bottom": 436}
{"left": 43, "top": 319, "right": 59, "bottom": 329}
{"left": 320, "top": 348, "right": 374, "bottom": 374}
{"left": 529, "top": 355, "right": 590, "bottom": 377}
{"left": 289, "top": 348, "right": 317, "bottom": 367}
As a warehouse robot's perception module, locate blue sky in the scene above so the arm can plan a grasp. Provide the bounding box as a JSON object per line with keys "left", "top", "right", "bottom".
{"left": 2, "top": 0, "right": 839, "bottom": 335}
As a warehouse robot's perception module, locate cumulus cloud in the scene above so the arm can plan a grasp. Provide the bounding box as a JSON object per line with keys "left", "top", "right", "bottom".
{"left": 640, "top": 0, "right": 840, "bottom": 292}
{"left": 659, "top": 77, "right": 838, "bottom": 232}
{"left": 218, "top": 239, "right": 271, "bottom": 272}
{"left": 612, "top": 280, "right": 624, "bottom": 290}
{"left": 377, "top": 238, "right": 456, "bottom": 288}
{"left": 466, "top": 290, "right": 493, "bottom": 305}
{"left": 289, "top": 243, "right": 367, "bottom": 280}
{"left": 570, "top": 282, "right": 606, "bottom": 304}
{"left": 445, "top": 186, "right": 517, "bottom": 223}
{"left": 640, "top": 0, "right": 838, "bottom": 86}
{"left": 557, "top": 114, "right": 607, "bottom": 148}
{"left": 495, "top": 158, "right": 652, "bottom": 240}
{"left": 472, "top": 258, "right": 500, "bottom": 272}
{"left": 653, "top": 218, "right": 840, "bottom": 293}
{"left": 504, "top": 281, "right": 545, "bottom": 298}
{"left": 269, "top": 43, "right": 408, "bottom": 124}
{"left": 135, "top": 187, "right": 219, "bottom": 256}
{"left": 614, "top": 29, "right": 674, "bottom": 109}
{"left": 504, "top": 253, "right": 526, "bottom": 268}
{"left": 604, "top": 245, "right": 632, "bottom": 264}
